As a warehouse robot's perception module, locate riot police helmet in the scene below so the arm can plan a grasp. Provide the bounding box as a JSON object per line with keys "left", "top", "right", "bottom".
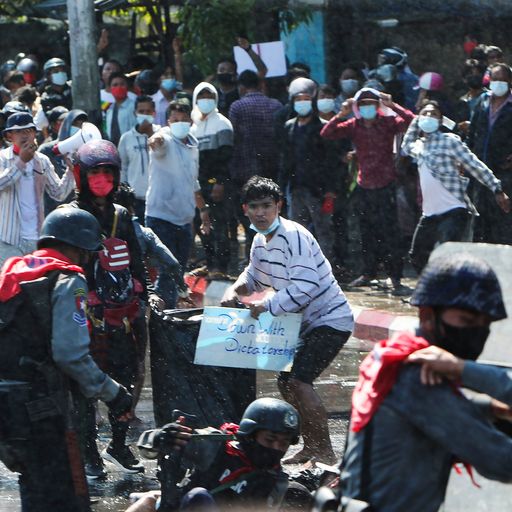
{"left": 38, "top": 207, "right": 102, "bottom": 251}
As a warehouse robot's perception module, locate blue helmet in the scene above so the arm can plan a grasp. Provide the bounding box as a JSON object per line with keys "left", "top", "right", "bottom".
{"left": 410, "top": 253, "right": 507, "bottom": 321}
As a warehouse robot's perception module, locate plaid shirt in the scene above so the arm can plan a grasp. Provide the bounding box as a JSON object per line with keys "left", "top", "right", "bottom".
{"left": 228, "top": 92, "right": 282, "bottom": 184}
{"left": 402, "top": 116, "right": 502, "bottom": 214}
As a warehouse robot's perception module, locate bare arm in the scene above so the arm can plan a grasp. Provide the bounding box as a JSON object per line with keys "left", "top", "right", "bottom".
{"left": 237, "top": 37, "right": 267, "bottom": 78}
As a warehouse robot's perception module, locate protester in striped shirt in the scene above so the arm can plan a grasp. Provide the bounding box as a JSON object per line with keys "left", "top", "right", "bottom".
{"left": 222, "top": 176, "right": 354, "bottom": 465}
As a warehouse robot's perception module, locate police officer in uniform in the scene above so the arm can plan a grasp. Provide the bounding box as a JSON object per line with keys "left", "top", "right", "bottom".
{"left": 0, "top": 207, "right": 133, "bottom": 512}
{"left": 137, "top": 398, "right": 300, "bottom": 511}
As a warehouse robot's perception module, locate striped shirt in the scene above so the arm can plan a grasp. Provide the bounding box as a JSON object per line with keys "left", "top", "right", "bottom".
{"left": 0, "top": 147, "right": 75, "bottom": 246}
{"left": 241, "top": 217, "right": 354, "bottom": 334}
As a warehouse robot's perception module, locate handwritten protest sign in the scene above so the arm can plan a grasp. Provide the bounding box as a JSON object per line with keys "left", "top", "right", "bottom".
{"left": 194, "top": 307, "right": 302, "bottom": 371}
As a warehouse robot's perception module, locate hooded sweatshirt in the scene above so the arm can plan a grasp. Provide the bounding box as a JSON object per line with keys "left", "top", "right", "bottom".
{"left": 190, "top": 82, "right": 234, "bottom": 187}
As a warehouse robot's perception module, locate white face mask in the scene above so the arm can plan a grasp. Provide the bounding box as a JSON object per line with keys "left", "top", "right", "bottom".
{"left": 137, "top": 114, "right": 154, "bottom": 125}
{"left": 196, "top": 98, "right": 216, "bottom": 115}
{"left": 317, "top": 98, "right": 335, "bottom": 113}
{"left": 489, "top": 80, "right": 509, "bottom": 97}
{"left": 294, "top": 100, "right": 313, "bottom": 117}
{"left": 170, "top": 121, "right": 191, "bottom": 140}
{"left": 51, "top": 71, "right": 68, "bottom": 86}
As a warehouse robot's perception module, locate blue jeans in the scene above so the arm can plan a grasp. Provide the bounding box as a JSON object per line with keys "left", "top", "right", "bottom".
{"left": 146, "top": 216, "right": 193, "bottom": 270}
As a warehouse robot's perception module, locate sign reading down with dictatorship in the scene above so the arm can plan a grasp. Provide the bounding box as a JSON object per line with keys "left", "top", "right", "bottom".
{"left": 194, "top": 307, "right": 302, "bottom": 371}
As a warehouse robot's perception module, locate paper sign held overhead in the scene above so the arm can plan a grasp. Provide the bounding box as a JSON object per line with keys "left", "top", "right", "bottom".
{"left": 194, "top": 306, "right": 302, "bottom": 372}
{"left": 233, "top": 41, "right": 288, "bottom": 78}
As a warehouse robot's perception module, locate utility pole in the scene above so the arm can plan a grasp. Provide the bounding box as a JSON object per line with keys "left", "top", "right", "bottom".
{"left": 67, "top": 0, "right": 101, "bottom": 126}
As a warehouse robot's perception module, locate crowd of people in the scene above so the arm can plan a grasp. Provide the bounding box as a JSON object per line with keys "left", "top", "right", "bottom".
{"left": 1, "top": 32, "right": 512, "bottom": 512}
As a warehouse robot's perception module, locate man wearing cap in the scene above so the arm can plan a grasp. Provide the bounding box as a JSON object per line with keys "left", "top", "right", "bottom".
{"left": 321, "top": 88, "right": 414, "bottom": 294}
{"left": 339, "top": 253, "right": 512, "bottom": 512}
{"left": 0, "top": 112, "right": 75, "bottom": 266}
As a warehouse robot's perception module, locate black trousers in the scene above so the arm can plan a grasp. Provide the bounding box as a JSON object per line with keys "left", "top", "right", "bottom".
{"left": 355, "top": 184, "right": 404, "bottom": 280}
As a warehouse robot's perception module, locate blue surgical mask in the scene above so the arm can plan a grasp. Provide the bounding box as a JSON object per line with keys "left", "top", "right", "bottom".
{"left": 294, "top": 100, "right": 313, "bottom": 117}
{"left": 51, "top": 71, "right": 68, "bottom": 86}
{"left": 197, "top": 98, "right": 216, "bottom": 115}
{"left": 170, "top": 121, "right": 191, "bottom": 140}
{"left": 418, "top": 115, "right": 439, "bottom": 134}
{"left": 489, "top": 80, "right": 509, "bottom": 97}
{"left": 340, "top": 79, "right": 359, "bottom": 96}
{"left": 69, "top": 126, "right": 80, "bottom": 136}
{"left": 250, "top": 217, "right": 280, "bottom": 236}
{"left": 317, "top": 98, "right": 335, "bottom": 113}
{"left": 359, "top": 104, "right": 377, "bottom": 120}
{"left": 161, "top": 78, "right": 177, "bottom": 92}
{"left": 137, "top": 114, "right": 154, "bottom": 125}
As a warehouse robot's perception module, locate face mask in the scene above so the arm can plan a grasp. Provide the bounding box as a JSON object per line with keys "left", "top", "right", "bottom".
{"left": 88, "top": 173, "right": 114, "bottom": 197}
{"left": 217, "top": 73, "right": 235, "bottom": 85}
{"left": 51, "top": 71, "right": 68, "bottom": 86}
{"left": 23, "top": 73, "right": 36, "bottom": 85}
{"left": 161, "top": 78, "right": 177, "bottom": 92}
{"left": 294, "top": 100, "right": 312, "bottom": 117}
{"left": 170, "top": 121, "right": 191, "bottom": 140}
{"left": 239, "top": 438, "right": 285, "bottom": 470}
{"left": 137, "top": 114, "right": 154, "bottom": 125}
{"left": 250, "top": 217, "right": 280, "bottom": 236}
{"left": 197, "top": 98, "right": 216, "bottom": 115}
{"left": 340, "top": 78, "right": 359, "bottom": 96}
{"left": 466, "top": 75, "right": 483, "bottom": 89}
{"left": 435, "top": 313, "right": 490, "bottom": 361}
{"left": 69, "top": 126, "right": 80, "bottom": 136}
{"left": 317, "top": 98, "right": 335, "bottom": 113}
{"left": 111, "top": 85, "right": 128, "bottom": 101}
{"left": 418, "top": 115, "right": 440, "bottom": 134}
{"left": 489, "top": 80, "right": 509, "bottom": 97}
{"left": 359, "top": 104, "right": 377, "bottom": 120}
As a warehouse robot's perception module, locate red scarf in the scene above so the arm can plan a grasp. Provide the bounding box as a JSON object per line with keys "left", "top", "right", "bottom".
{"left": 0, "top": 249, "right": 83, "bottom": 302}
{"left": 351, "top": 332, "right": 430, "bottom": 432}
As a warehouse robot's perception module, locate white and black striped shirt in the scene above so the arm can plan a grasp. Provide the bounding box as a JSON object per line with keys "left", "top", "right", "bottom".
{"left": 241, "top": 217, "right": 354, "bottom": 334}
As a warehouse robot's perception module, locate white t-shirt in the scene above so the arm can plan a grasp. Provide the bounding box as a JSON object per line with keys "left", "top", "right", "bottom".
{"left": 418, "top": 161, "right": 466, "bottom": 216}
{"left": 18, "top": 161, "right": 39, "bottom": 240}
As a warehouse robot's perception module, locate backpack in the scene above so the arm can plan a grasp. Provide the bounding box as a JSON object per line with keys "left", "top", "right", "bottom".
{"left": 87, "top": 206, "right": 142, "bottom": 333}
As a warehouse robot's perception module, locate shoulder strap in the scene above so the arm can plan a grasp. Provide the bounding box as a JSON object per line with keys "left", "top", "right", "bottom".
{"left": 111, "top": 206, "right": 120, "bottom": 238}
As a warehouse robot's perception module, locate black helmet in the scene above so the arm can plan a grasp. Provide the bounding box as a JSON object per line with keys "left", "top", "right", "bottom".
{"left": 0, "top": 60, "right": 16, "bottom": 82}
{"left": 237, "top": 398, "right": 300, "bottom": 444}
{"left": 38, "top": 207, "right": 102, "bottom": 251}
{"left": 410, "top": 253, "right": 507, "bottom": 321}
{"left": 17, "top": 58, "right": 38, "bottom": 75}
{"left": 134, "top": 69, "right": 159, "bottom": 95}
{"left": 43, "top": 57, "right": 66, "bottom": 74}
{"left": 378, "top": 47, "right": 408, "bottom": 68}
{"left": 0, "top": 101, "right": 30, "bottom": 122}
{"left": 75, "top": 139, "right": 121, "bottom": 194}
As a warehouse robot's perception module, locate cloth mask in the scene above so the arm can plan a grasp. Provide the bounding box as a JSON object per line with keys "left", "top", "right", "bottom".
{"left": 161, "top": 78, "right": 177, "bottom": 92}
{"left": 359, "top": 104, "right": 377, "bottom": 120}
{"left": 23, "top": 73, "right": 36, "bottom": 85}
{"left": 137, "top": 114, "right": 154, "bottom": 125}
{"left": 340, "top": 79, "right": 359, "bottom": 96}
{"left": 69, "top": 126, "right": 80, "bottom": 136}
{"left": 197, "top": 98, "right": 216, "bottom": 115}
{"left": 170, "top": 121, "right": 191, "bottom": 140}
{"left": 111, "top": 85, "right": 128, "bottom": 101}
{"left": 240, "top": 438, "right": 285, "bottom": 470}
{"left": 294, "top": 100, "right": 313, "bottom": 117}
{"left": 418, "top": 115, "right": 440, "bottom": 134}
{"left": 250, "top": 217, "right": 280, "bottom": 236}
{"left": 489, "top": 80, "right": 509, "bottom": 97}
{"left": 217, "top": 73, "right": 235, "bottom": 85}
{"left": 436, "top": 313, "right": 490, "bottom": 361}
{"left": 51, "top": 71, "right": 68, "bottom": 86}
{"left": 317, "top": 98, "right": 335, "bottom": 113}
{"left": 88, "top": 173, "right": 114, "bottom": 197}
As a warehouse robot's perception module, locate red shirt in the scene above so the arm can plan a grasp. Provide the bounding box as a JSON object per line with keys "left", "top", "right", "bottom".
{"left": 321, "top": 104, "right": 414, "bottom": 189}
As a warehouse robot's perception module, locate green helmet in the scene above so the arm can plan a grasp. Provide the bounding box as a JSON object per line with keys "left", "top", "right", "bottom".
{"left": 237, "top": 398, "right": 300, "bottom": 444}
{"left": 38, "top": 207, "right": 102, "bottom": 251}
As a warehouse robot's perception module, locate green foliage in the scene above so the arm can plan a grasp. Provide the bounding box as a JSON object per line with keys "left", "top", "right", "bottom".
{"left": 0, "top": 0, "right": 40, "bottom": 17}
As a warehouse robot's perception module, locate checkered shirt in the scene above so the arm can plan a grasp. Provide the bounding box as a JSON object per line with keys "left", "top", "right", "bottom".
{"left": 402, "top": 116, "right": 502, "bottom": 214}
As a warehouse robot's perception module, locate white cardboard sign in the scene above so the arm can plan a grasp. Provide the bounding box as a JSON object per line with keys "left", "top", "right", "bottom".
{"left": 233, "top": 41, "right": 288, "bottom": 78}
{"left": 194, "top": 306, "right": 302, "bottom": 371}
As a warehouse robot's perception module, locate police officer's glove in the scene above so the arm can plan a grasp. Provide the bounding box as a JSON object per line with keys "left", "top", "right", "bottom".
{"left": 106, "top": 385, "right": 133, "bottom": 418}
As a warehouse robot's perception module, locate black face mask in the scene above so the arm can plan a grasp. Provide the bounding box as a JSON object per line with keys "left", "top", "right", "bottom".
{"left": 435, "top": 313, "right": 490, "bottom": 361}
{"left": 217, "top": 73, "right": 235, "bottom": 85}
{"left": 240, "top": 438, "right": 285, "bottom": 470}
{"left": 465, "top": 75, "right": 484, "bottom": 90}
